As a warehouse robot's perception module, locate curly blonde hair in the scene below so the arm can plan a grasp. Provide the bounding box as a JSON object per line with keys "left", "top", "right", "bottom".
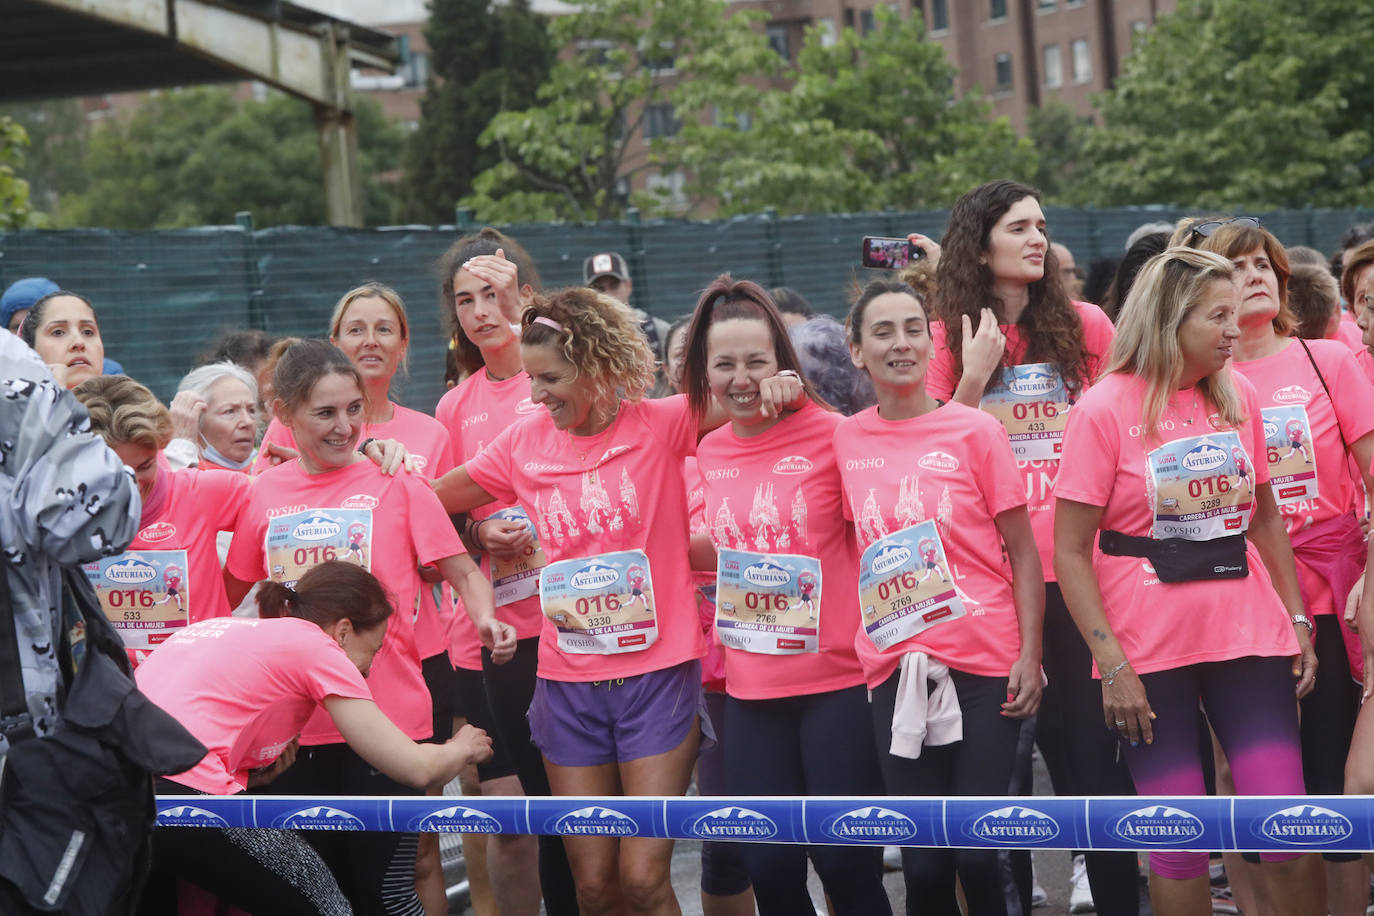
{"left": 73, "top": 375, "right": 173, "bottom": 451}
{"left": 521, "top": 287, "right": 656, "bottom": 406}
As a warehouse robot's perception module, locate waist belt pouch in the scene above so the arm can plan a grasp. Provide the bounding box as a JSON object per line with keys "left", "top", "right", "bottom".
{"left": 1099, "top": 531, "right": 1248, "bottom": 583}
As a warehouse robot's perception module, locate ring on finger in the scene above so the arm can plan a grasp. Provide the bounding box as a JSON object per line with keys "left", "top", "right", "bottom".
{"left": 1114, "top": 720, "right": 1127, "bottom": 727}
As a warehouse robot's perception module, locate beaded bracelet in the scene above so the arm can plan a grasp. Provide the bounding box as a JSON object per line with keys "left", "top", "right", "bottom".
{"left": 1101, "top": 659, "right": 1131, "bottom": 687}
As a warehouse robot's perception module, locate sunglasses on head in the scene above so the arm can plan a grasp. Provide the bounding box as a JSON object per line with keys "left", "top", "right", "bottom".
{"left": 1188, "top": 216, "right": 1261, "bottom": 239}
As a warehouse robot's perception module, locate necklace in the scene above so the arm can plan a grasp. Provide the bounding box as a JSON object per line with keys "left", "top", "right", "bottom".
{"left": 1170, "top": 387, "right": 1199, "bottom": 426}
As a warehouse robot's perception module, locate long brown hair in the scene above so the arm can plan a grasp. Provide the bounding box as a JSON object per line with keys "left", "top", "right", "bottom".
{"left": 933, "top": 180, "right": 1092, "bottom": 396}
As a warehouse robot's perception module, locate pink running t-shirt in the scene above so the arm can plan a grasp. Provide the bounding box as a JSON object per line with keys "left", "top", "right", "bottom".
{"left": 1337, "top": 312, "right": 1366, "bottom": 353}
{"left": 226, "top": 459, "right": 464, "bottom": 743}
{"left": 465, "top": 395, "right": 706, "bottom": 682}
{"left": 926, "top": 302, "right": 1115, "bottom": 583}
{"left": 832, "top": 402, "right": 1029, "bottom": 688}
{"left": 137, "top": 617, "right": 371, "bottom": 795}
{"left": 436, "top": 369, "right": 546, "bottom": 670}
{"left": 697, "top": 401, "right": 866, "bottom": 699}
{"left": 1054, "top": 372, "right": 1299, "bottom": 674}
{"left": 684, "top": 456, "right": 726, "bottom": 692}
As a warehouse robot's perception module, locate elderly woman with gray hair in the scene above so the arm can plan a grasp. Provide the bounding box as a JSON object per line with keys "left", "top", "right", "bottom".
{"left": 165, "top": 360, "right": 260, "bottom": 472}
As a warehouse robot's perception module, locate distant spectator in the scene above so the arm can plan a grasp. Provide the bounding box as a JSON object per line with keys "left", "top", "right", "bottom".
{"left": 1284, "top": 245, "right": 1327, "bottom": 268}
{"left": 1124, "top": 221, "right": 1175, "bottom": 251}
{"left": 769, "top": 287, "right": 815, "bottom": 329}
{"left": 789, "top": 315, "right": 875, "bottom": 416}
{"left": 1052, "top": 243, "right": 1084, "bottom": 300}
{"left": 1332, "top": 221, "right": 1374, "bottom": 283}
{"left": 583, "top": 251, "right": 669, "bottom": 360}
{"left": 1, "top": 277, "right": 57, "bottom": 336}
{"left": 1081, "top": 256, "right": 1121, "bottom": 310}
{"left": 19, "top": 290, "right": 108, "bottom": 389}
{"left": 1286, "top": 263, "right": 1342, "bottom": 340}
{"left": 166, "top": 361, "right": 260, "bottom": 472}
{"left": 197, "top": 328, "right": 278, "bottom": 414}
{"left": 1099, "top": 232, "right": 1170, "bottom": 322}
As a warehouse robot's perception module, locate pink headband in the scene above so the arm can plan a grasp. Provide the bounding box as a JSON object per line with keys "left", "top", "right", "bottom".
{"left": 533, "top": 316, "right": 563, "bottom": 332}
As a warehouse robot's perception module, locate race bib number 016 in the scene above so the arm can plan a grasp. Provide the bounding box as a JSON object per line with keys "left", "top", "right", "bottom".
{"left": 485, "top": 506, "right": 548, "bottom": 606}
{"left": 1261, "top": 406, "right": 1319, "bottom": 507}
{"left": 857, "top": 522, "right": 965, "bottom": 652}
{"left": 83, "top": 549, "right": 191, "bottom": 650}
{"left": 980, "top": 363, "right": 1071, "bottom": 462}
{"left": 540, "top": 550, "right": 657, "bottom": 655}
{"left": 1146, "top": 432, "right": 1253, "bottom": 540}
{"left": 715, "top": 549, "right": 820, "bottom": 655}
{"left": 265, "top": 508, "right": 373, "bottom": 588}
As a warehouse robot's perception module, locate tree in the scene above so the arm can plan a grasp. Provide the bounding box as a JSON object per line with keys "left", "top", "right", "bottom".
{"left": 0, "top": 99, "right": 91, "bottom": 215}
{"left": 59, "top": 88, "right": 407, "bottom": 228}
{"left": 0, "top": 117, "right": 34, "bottom": 230}
{"left": 462, "top": 0, "right": 778, "bottom": 223}
{"left": 1026, "top": 100, "right": 1091, "bottom": 205}
{"left": 1079, "top": 0, "right": 1374, "bottom": 208}
{"left": 396, "top": 0, "right": 552, "bottom": 223}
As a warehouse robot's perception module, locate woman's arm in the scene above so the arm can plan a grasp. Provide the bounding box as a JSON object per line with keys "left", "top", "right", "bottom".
{"left": 950, "top": 308, "right": 1006, "bottom": 407}
{"left": 432, "top": 465, "right": 499, "bottom": 515}
{"left": 1053, "top": 497, "right": 1154, "bottom": 746}
{"left": 695, "top": 372, "right": 806, "bottom": 437}
{"left": 224, "top": 569, "right": 255, "bottom": 610}
{"left": 993, "top": 506, "right": 1044, "bottom": 719}
{"left": 433, "top": 552, "right": 517, "bottom": 664}
{"left": 1246, "top": 482, "right": 1317, "bottom": 698}
{"left": 324, "top": 695, "right": 492, "bottom": 789}
{"left": 689, "top": 534, "right": 718, "bottom": 573}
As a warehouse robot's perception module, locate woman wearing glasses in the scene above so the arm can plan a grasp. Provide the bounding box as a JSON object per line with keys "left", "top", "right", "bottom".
{"left": 1178, "top": 217, "right": 1374, "bottom": 916}
{"left": 1056, "top": 246, "right": 1320, "bottom": 915}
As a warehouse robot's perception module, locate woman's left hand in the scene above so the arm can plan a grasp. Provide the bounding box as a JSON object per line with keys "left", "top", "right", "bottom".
{"left": 1292, "top": 622, "right": 1318, "bottom": 699}
{"left": 462, "top": 250, "right": 525, "bottom": 328}
{"left": 168, "top": 390, "right": 207, "bottom": 442}
{"left": 1001, "top": 655, "right": 1042, "bottom": 719}
{"left": 246, "top": 738, "right": 298, "bottom": 787}
{"left": 480, "top": 618, "right": 518, "bottom": 665}
{"left": 361, "top": 438, "right": 414, "bottom": 476}
{"left": 759, "top": 371, "right": 805, "bottom": 418}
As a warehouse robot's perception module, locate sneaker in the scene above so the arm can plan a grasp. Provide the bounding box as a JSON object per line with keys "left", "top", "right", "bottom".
{"left": 1030, "top": 863, "right": 1047, "bottom": 908}
{"left": 1209, "top": 883, "right": 1239, "bottom": 915}
{"left": 882, "top": 845, "right": 902, "bottom": 872}
{"left": 1069, "top": 854, "right": 1095, "bottom": 913}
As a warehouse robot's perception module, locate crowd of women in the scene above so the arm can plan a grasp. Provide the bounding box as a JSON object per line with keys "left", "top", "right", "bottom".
{"left": 7, "top": 177, "right": 1374, "bottom": 916}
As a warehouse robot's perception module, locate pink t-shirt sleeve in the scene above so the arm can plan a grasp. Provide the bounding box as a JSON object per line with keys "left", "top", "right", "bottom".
{"left": 401, "top": 472, "right": 466, "bottom": 565}
{"left": 1238, "top": 379, "right": 1270, "bottom": 487}
{"left": 973, "top": 420, "right": 1027, "bottom": 518}
{"left": 201, "top": 466, "right": 253, "bottom": 532}
{"left": 926, "top": 321, "right": 956, "bottom": 401}
{"left": 1076, "top": 301, "right": 1116, "bottom": 381}
{"left": 225, "top": 484, "right": 269, "bottom": 582}
{"left": 1054, "top": 393, "right": 1120, "bottom": 508}
{"left": 466, "top": 421, "right": 522, "bottom": 506}
{"left": 1325, "top": 346, "right": 1374, "bottom": 446}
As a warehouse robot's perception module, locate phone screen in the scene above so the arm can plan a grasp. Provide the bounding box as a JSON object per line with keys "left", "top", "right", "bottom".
{"left": 862, "top": 237, "right": 920, "bottom": 270}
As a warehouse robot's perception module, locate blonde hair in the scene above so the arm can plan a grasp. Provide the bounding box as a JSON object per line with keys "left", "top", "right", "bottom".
{"left": 1170, "top": 218, "right": 1295, "bottom": 336}
{"left": 520, "top": 287, "right": 656, "bottom": 406}
{"left": 1103, "top": 247, "right": 1246, "bottom": 442}
{"left": 73, "top": 375, "right": 174, "bottom": 451}
{"left": 328, "top": 282, "right": 410, "bottom": 375}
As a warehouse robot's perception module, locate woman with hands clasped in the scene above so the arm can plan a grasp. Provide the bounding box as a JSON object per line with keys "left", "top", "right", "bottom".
{"left": 1055, "top": 247, "right": 1320, "bottom": 916}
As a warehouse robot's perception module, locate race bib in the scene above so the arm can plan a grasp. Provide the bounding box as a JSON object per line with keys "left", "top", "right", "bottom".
{"left": 715, "top": 549, "right": 820, "bottom": 655}
{"left": 265, "top": 508, "right": 373, "bottom": 588}
{"left": 1261, "top": 406, "right": 1319, "bottom": 507}
{"left": 83, "top": 549, "right": 191, "bottom": 650}
{"left": 1146, "top": 432, "right": 1253, "bottom": 540}
{"left": 857, "top": 522, "right": 966, "bottom": 652}
{"left": 980, "top": 363, "right": 1071, "bottom": 462}
{"left": 485, "top": 506, "right": 549, "bottom": 606}
{"left": 539, "top": 550, "right": 657, "bottom": 655}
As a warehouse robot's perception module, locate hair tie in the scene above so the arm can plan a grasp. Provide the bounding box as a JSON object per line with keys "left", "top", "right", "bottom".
{"left": 533, "top": 316, "right": 563, "bottom": 332}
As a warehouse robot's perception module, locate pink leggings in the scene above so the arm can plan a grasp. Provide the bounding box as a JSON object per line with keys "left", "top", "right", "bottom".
{"left": 1122, "top": 655, "right": 1305, "bottom": 880}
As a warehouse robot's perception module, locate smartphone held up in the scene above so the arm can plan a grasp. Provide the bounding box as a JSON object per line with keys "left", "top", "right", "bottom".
{"left": 861, "top": 236, "right": 925, "bottom": 271}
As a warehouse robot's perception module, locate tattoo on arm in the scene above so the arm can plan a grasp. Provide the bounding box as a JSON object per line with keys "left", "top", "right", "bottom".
{"left": 1091, "top": 628, "right": 1108, "bottom": 642}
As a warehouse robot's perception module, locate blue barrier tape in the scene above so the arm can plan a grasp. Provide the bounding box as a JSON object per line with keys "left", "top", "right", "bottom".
{"left": 155, "top": 795, "right": 1374, "bottom": 852}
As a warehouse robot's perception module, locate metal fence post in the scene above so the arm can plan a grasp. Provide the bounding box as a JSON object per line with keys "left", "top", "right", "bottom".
{"left": 625, "top": 207, "right": 650, "bottom": 316}
{"left": 764, "top": 208, "right": 783, "bottom": 289}
{"left": 455, "top": 207, "right": 475, "bottom": 231}
{"left": 236, "top": 211, "right": 265, "bottom": 331}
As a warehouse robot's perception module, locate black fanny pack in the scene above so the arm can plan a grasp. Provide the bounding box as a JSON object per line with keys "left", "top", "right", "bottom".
{"left": 1098, "top": 531, "right": 1248, "bottom": 583}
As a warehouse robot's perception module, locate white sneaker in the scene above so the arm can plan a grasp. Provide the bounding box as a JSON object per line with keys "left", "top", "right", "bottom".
{"left": 1069, "top": 854, "right": 1095, "bottom": 913}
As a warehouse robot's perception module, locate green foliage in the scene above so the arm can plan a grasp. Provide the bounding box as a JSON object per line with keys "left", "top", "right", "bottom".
{"left": 58, "top": 89, "right": 406, "bottom": 228}
{"left": 397, "top": 0, "right": 553, "bottom": 223}
{"left": 1026, "top": 100, "right": 1091, "bottom": 204}
{"left": 0, "top": 100, "right": 90, "bottom": 216}
{"left": 0, "top": 117, "right": 34, "bottom": 230}
{"left": 1080, "top": 0, "right": 1374, "bottom": 207}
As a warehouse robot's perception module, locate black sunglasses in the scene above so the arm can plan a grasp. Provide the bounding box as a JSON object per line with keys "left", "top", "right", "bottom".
{"left": 1189, "top": 216, "right": 1261, "bottom": 239}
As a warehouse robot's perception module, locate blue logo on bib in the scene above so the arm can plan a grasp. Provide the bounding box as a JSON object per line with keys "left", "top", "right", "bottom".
{"left": 106, "top": 557, "right": 157, "bottom": 584}
{"left": 742, "top": 562, "right": 790, "bottom": 588}
{"left": 570, "top": 564, "right": 620, "bottom": 591}
{"left": 291, "top": 516, "right": 341, "bottom": 541}
{"left": 870, "top": 545, "right": 912, "bottom": 576}
{"left": 1181, "top": 443, "right": 1227, "bottom": 473}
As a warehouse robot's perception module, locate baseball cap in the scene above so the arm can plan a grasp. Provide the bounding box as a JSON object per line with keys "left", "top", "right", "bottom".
{"left": 583, "top": 252, "right": 630, "bottom": 285}
{"left": 1, "top": 277, "right": 59, "bottom": 332}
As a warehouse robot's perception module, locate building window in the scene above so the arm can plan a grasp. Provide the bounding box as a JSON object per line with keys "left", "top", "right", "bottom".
{"left": 643, "top": 104, "right": 681, "bottom": 140}
{"left": 990, "top": 0, "right": 1008, "bottom": 21}
{"left": 647, "top": 170, "right": 687, "bottom": 208}
{"left": 860, "top": 9, "right": 877, "bottom": 33}
{"left": 1038, "top": 0, "right": 1056, "bottom": 9}
{"left": 1071, "top": 38, "right": 1093, "bottom": 83}
{"left": 816, "top": 17, "right": 838, "bottom": 46}
{"left": 1042, "top": 44, "right": 1063, "bottom": 88}
{"left": 929, "top": 0, "right": 949, "bottom": 31}
{"left": 1131, "top": 19, "right": 1148, "bottom": 33}
{"left": 712, "top": 106, "right": 753, "bottom": 131}
{"left": 766, "top": 23, "right": 790, "bottom": 60}
{"left": 994, "top": 52, "right": 1013, "bottom": 91}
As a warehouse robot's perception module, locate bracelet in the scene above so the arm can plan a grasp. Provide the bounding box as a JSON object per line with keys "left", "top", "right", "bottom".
{"left": 1290, "top": 614, "right": 1314, "bottom": 635}
{"left": 357, "top": 437, "right": 378, "bottom": 456}
{"left": 470, "top": 517, "right": 494, "bottom": 550}
{"left": 775, "top": 369, "right": 800, "bottom": 379}
{"left": 1101, "top": 659, "right": 1131, "bottom": 686}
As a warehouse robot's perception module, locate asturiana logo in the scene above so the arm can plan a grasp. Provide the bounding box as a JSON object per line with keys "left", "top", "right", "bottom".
{"left": 410, "top": 806, "right": 503, "bottom": 834}
{"left": 342, "top": 495, "right": 380, "bottom": 510}
{"left": 772, "top": 455, "right": 814, "bottom": 475}
{"left": 138, "top": 521, "right": 176, "bottom": 543}
{"left": 1273, "top": 385, "right": 1311, "bottom": 405}
{"left": 1007, "top": 369, "right": 1058, "bottom": 397}
{"left": 1262, "top": 419, "right": 1279, "bottom": 440}
{"left": 275, "top": 806, "right": 366, "bottom": 831}
{"left": 1181, "top": 443, "right": 1227, "bottom": 473}
{"left": 823, "top": 806, "right": 918, "bottom": 842}
{"left": 967, "top": 806, "right": 1060, "bottom": 844}
{"left": 292, "top": 516, "right": 341, "bottom": 541}
{"left": 871, "top": 545, "right": 912, "bottom": 576}
{"left": 1258, "top": 805, "right": 1353, "bottom": 845}
{"left": 106, "top": 557, "right": 157, "bottom": 584}
{"left": 570, "top": 563, "right": 620, "bottom": 591}
{"left": 552, "top": 806, "right": 638, "bottom": 836}
{"left": 917, "top": 451, "right": 959, "bottom": 472}
{"left": 515, "top": 398, "right": 540, "bottom": 415}
{"left": 158, "top": 805, "right": 231, "bottom": 828}
{"left": 742, "top": 562, "right": 791, "bottom": 588}
{"left": 689, "top": 807, "right": 778, "bottom": 839}
{"left": 1112, "top": 805, "right": 1205, "bottom": 845}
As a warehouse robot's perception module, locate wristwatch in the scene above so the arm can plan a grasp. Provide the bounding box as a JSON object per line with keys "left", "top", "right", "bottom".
{"left": 1290, "top": 614, "right": 1314, "bottom": 635}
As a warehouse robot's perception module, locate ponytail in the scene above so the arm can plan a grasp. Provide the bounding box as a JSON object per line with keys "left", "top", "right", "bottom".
{"left": 253, "top": 561, "right": 392, "bottom": 632}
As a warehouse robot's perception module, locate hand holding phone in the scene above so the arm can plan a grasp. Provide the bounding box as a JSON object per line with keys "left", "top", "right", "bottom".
{"left": 862, "top": 236, "right": 925, "bottom": 270}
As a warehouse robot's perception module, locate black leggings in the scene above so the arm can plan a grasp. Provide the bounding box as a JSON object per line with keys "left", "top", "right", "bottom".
{"left": 1299, "top": 613, "right": 1361, "bottom": 862}
{"left": 481, "top": 635, "right": 581, "bottom": 916}
{"left": 724, "top": 684, "right": 890, "bottom": 916}
{"left": 265, "top": 743, "right": 424, "bottom": 916}
{"left": 872, "top": 666, "right": 1030, "bottom": 916}
{"left": 138, "top": 779, "right": 351, "bottom": 916}
{"left": 1035, "top": 584, "right": 1141, "bottom": 914}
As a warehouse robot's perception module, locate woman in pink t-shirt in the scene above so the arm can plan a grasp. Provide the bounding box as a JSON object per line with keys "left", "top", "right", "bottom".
{"left": 834, "top": 278, "right": 1044, "bottom": 916}
{"left": 432, "top": 285, "right": 802, "bottom": 913}
{"left": 137, "top": 561, "right": 493, "bottom": 916}
{"left": 682, "top": 276, "right": 887, "bottom": 915}
{"left": 1055, "top": 247, "right": 1320, "bottom": 913}
{"left": 225, "top": 339, "right": 514, "bottom": 916}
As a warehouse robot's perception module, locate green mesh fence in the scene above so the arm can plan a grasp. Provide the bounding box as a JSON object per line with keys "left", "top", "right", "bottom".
{"left": 3, "top": 207, "right": 1371, "bottom": 415}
